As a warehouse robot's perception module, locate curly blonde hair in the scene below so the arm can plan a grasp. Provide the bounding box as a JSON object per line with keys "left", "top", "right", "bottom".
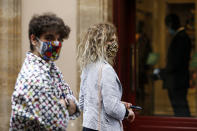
{"left": 77, "top": 23, "right": 118, "bottom": 70}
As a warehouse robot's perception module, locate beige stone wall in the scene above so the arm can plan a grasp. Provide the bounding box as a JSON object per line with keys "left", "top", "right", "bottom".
{"left": 77, "top": 0, "right": 113, "bottom": 90}
{"left": 76, "top": 0, "right": 113, "bottom": 129}
{"left": 0, "top": 0, "right": 21, "bottom": 130}
{"left": 77, "top": 0, "right": 113, "bottom": 36}
{"left": 77, "top": 0, "right": 113, "bottom": 79}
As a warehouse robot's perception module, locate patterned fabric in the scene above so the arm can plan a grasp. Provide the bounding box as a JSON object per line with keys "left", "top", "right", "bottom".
{"left": 10, "top": 52, "right": 80, "bottom": 131}
{"left": 38, "top": 39, "right": 62, "bottom": 61}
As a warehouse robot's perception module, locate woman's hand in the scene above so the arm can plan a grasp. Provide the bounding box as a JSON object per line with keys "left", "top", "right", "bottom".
{"left": 122, "top": 101, "right": 135, "bottom": 122}
{"left": 122, "top": 101, "right": 132, "bottom": 109}
{"left": 127, "top": 108, "right": 135, "bottom": 123}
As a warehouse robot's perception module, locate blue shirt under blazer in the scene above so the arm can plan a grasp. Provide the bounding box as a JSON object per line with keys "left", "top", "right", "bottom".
{"left": 79, "top": 61, "right": 126, "bottom": 131}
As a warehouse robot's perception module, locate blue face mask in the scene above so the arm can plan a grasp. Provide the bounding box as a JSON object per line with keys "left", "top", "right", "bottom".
{"left": 168, "top": 28, "right": 176, "bottom": 35}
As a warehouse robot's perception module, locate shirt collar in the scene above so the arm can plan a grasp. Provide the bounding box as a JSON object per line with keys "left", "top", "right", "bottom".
{"left": 175, "top": 27, "right": 185, "bottom": 34}
{"left": 26, "top": 52, "right": 53, "bottom": 72}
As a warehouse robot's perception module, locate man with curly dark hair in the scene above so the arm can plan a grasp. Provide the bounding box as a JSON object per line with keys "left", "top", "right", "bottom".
{"left": 10, "top": 12, "right": 80, "bottom": 130}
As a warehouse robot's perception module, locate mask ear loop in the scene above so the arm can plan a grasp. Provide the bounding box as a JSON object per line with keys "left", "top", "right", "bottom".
{"left": 36, "top": 37, "right": 42, "bottom": 44}
{"left": 35, "top": 37, "right": 44, "bottom": 56}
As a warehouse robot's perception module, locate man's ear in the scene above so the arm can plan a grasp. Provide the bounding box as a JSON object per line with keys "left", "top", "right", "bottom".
{"left": 30, "top": 34, "right": 37, "bottom": 46}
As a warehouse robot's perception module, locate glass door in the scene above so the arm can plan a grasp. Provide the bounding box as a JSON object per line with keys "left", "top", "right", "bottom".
{"left": 113, "top": 0, "right": 197, "bottom": 131}
{"left": 135, "top": 0, "right": 197, "bottom": 118}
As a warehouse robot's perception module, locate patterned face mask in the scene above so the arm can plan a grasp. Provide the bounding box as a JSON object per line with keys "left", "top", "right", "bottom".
{"left": 106, "top": 41, "right": 118, "bottom": 58}
{"left": 37, "top": 38, "right": 62, "bottom": 61}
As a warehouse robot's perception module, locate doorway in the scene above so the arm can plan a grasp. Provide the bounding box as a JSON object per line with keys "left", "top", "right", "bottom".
{"left": 113, "top": 0, "right": 197, "bottom": 130}
{"left": 136, "top": 0, "right": 197, "bottom": 117}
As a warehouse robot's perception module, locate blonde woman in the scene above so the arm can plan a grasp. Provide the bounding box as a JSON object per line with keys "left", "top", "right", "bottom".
{"left": 77, "top": 23, "right": 135, "bottom": 131}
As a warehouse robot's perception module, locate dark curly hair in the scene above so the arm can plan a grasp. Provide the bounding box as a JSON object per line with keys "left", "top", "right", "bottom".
{"left": 29, "top": 12, "right": 70, "bottom": 51}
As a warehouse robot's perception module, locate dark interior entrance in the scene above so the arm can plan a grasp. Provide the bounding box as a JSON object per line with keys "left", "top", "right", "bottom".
{"left": 113, "top": 0, "right": 197, "bottom": 130}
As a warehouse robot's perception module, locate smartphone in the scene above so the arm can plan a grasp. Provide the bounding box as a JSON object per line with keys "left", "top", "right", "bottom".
{"left": 130, "top": 105, "right": 142, "bottom": 110}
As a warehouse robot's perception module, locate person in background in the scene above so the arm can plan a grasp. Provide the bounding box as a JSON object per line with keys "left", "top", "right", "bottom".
{"left": 153, "top": 14, "right": 192, "bottom": 117}
{"left": 77, "top": 23, "right": 135, "bottom": 131}
{"left": 10, "top": 13, "right": 80, "bottom": 130}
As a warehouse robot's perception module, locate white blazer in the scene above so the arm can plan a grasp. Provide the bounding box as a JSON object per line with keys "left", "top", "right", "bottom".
{"left": 79, "top": 61, "right": 126, "bottom": 131}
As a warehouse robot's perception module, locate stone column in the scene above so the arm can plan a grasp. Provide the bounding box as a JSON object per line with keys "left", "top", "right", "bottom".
{"left": 77, "top": 0, "right": 113, "bottom": 36}
{"left": 76, "top": 0, "right": 113, "bottom": 130}
{"left": 0, "top": 0, "right": 21, "bottom": 130}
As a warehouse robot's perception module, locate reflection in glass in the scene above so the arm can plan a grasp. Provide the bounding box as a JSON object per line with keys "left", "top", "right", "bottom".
{"left": 135, "top": 0, "right": 196, "bottom": 117}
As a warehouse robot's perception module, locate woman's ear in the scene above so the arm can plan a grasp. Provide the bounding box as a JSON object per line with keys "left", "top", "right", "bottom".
{"left": 30, "top": 34, "right": 37, "bottom": 46}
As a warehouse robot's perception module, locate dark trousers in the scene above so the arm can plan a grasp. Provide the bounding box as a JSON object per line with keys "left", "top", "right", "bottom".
{"left": 168, "top": 87, "right": 190, "bottom": 117}
{"left": 82, "top": 127, "right": 98, "bottom": 131}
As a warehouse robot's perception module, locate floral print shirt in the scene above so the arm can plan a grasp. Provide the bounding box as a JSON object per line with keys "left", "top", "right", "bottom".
{"left": 10, "top": 52, "right": 80, "bottom": 131}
